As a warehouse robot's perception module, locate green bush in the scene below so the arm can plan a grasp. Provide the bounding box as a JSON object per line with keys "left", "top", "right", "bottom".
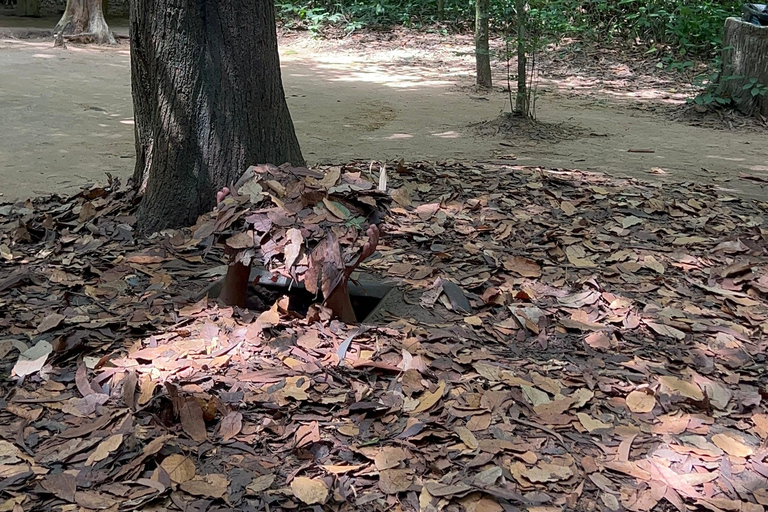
{"left": 276, "top": 0, "right": 476, "bottom": 31}
{"left": 276, "top": 0, "right": 742, "bottom": 58}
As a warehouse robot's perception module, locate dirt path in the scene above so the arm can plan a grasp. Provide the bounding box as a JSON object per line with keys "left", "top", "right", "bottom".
{"left": 0, "top": 22, "right": 766, "bottom": 202}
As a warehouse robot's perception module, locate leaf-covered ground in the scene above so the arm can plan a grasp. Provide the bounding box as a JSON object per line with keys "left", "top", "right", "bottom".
{"left": 1, "top": 161, "right": 767, "bottom": 512}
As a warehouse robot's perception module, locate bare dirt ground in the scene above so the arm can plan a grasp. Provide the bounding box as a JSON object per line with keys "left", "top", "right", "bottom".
{"left": 0, "top": 16, "right": 767, "bottom": 202}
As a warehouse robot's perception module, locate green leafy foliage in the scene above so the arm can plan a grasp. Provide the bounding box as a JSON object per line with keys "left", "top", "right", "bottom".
{"left": 742, "top": 77, "right": 768, "bottom": 98}
{"left": 689, "top": 73, "right": 768, "bottom": 109}
{"left": 276, "top": 0, "right": 741, "bottom": 59}
{"left": 276, "top": 0, "right": 475, "bottom": 31}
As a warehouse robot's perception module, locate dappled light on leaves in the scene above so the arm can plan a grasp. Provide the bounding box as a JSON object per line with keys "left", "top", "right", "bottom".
{"left": 0, "top": 159, "right": 767, "bottom": 511}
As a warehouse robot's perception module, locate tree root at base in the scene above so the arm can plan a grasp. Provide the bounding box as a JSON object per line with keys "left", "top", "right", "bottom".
{"left": 54, "top": 31, "right": 116, "bottom": 44}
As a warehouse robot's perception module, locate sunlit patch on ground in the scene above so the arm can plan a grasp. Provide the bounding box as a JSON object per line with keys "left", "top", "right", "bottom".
{"left": 1, "top": 161, "right": 766, "bottom": 510}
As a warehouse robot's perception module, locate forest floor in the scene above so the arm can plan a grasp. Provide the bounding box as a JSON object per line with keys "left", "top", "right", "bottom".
{"left": 0, "top": 16, "right": 767, "bottom": 202}
{"left": 1, "top": 15, "right": 768, "bottom": 512}
{"left": 2, "top": 157, "right": 767, "bottom": 512}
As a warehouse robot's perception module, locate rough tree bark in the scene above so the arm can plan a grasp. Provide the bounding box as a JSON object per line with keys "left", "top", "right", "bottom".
{"left": 130, "top": 0, "right": 305, "bottom": 234}
{"left": 15, "top": 0, "right": 40, "bottom": 17}
{"left": 720, "top": 17, "right": 768, "bottom": 118}
{"left": 55, "top": 0, "right": 115, "bottom": 44}
{"left": 475, "top": 0, "right": 492, "bottom": 89}
{"left": 515, "top": 0, "right": 528, "bottom": 115}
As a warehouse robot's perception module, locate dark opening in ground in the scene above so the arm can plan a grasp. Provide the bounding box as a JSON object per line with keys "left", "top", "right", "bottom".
{"left": 204, "top": 266, "right": 394, "bottom": 324}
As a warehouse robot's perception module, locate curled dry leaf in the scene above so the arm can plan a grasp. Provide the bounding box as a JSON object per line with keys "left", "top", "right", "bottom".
{"left": 411, "top": 381, "right": 446, "bottom": 415}
{"left": 283, "top": 228, "right": 304, "bottom": 269}
{"left": 455, "top": 426, "right": 479, "bottom": 450}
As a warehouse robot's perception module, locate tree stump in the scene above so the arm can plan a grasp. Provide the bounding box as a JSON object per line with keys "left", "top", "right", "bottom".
{"left": 720, "top": 17, "right": 768, "bottom": 117}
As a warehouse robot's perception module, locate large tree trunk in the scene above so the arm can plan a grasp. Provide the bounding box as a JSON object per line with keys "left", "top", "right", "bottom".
{"left": 55, "top": 0, "right": 115, "bottom": 44}
{"left": 15, "top": 0, "right": 40, "bottom": 17}
{"left": 130, "top": 0, "right": 305, "bottom": 235}
{"left": 720, "top": 17, "right": 768, "bottom": 118}
{"left": 475, "top": 0, "right": 492, "bottom": 89}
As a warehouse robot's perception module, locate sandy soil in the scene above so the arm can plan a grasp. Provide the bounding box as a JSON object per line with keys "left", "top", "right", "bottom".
{"left": 0, "top": 17, "right": 766, "bottom": 202}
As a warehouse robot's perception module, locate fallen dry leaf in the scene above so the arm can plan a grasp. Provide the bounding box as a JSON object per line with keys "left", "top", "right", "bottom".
{"left": 37, "top": 312, "right": 65, "bottom": 333}
{"left": 85, "top": 434, "right": 123, "bottom": 466}
{"left": 218, "top": 411, "right": 243, "bottom": 442}
{"left": 626, "top": 390, "right": 655, "bottom": 413}
{"left": 379, "top": 468, "right": 414, "bottom": 494}
{"left": 179, "top": 397, "right": 207, "bottom": 442}
{"left": 577, "top": 413, "right": 612, "bottom": 433}
{"left": 504, "top": 256, "right": 542, "bottom": 277}
{"left": 291, "top": 476, "right": 328, "bottom": 504}
{"left": 525, "top": 462, "right": 574, "bottom": 483}
{"left": 160, "top": 454, "right": 196, "bottom": 484}
{"left": 374, "top": 447, "right": 408, "bottom": 471}
{"left": 658, "top": 376, "right": 704, "bottom": 401}
{"left": 321, "top": 464, "right": 365, "bottom": 474}
{"left": 179, "top": 473, "right": 229, "bottom": 499}
{"left": 11, "top": 340, "right": 52, "bottom": 379}
{"left": 246, "top": 474, "right": 276, "bottom": 494}
{"left": 455, "top": 426, "right": 479, "bottom": 450}
{"left": 412, "top": 381, "right": 446, "bottom": 414}
{"left": 711, "top": 433, "right": 754, "bottom": 458}
{"left": 646, "top": 322, "right": 685, "bottom": 340}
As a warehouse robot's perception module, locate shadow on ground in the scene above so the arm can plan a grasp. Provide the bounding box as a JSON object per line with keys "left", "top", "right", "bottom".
{"left": 0, "top": 20, "right": 767, "bottom": 203}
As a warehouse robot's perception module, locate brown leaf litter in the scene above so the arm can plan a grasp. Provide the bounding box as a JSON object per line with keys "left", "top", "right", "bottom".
{"left": 0, "top": 161, "right": 767, "bottom": 512}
